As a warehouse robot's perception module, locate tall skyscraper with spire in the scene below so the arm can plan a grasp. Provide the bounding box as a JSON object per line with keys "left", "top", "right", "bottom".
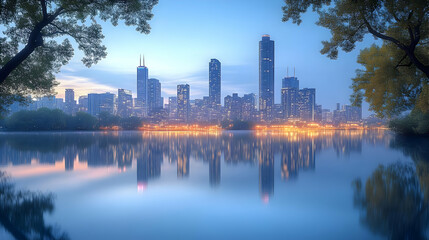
{"left": 259, "top": 34, "right": 274, "bottom": 121}
{"left": 209, "top": 59, "right": 221, "bottom": 106}
{"left": 137, "top": 55, "right": 148, "bottom": 115}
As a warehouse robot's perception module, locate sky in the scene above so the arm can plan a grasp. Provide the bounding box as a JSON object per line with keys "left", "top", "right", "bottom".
{"left": 55, "top": 0, "right": 378, "bottom": 117}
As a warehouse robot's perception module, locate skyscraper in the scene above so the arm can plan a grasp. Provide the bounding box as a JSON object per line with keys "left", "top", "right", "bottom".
{"left": 88, "top": 93, "right": 115, "bottom": 116}
{"left": 148, "top": 78, "right": 162, "bottom": 114}
{"left": 298, "top": 88, "right": 316, "bottom": 121}
{"left": 242, "top": 93, "right": 256, "bottom": 121}
{"left": 177, "top": 84, "right": 190, "bottom": 123}
{"left": 168, "top": 96, "right": 178, "bottom": 119}
{"left": 259, "top": 35, "right": 274, "bottom": 121}
{"left": 282, "top": 76, "right": 299, "bottom": 89}
{"left": 281, "top": 88, "right": 299, "bottom": 119}
{"left": 64, "top": 89, "right": 75, "bottom": 115}
{"left": 209, "top": 59, "right": 221, "bottom": 106}
{"left": 224, "top": 93, "right": 242, "bottom": 120}
{"left": 281, "top": 72, "right": 300, "bottom": 120}
{"left": 137, "top": 55, "right": 148, "bottom": 114}
{"left": 117, "top": 89, "right": 133, "bottom": 118}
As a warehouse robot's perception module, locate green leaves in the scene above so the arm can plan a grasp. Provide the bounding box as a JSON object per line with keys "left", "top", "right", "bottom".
{"left": 283, "top": 0, "right": 429, "bottom": 117}
{"left": 351, "top": 43, "right": 427, "bottom": 117}
{"left": 0, "top": 0, "right": 158, "bottom": 115}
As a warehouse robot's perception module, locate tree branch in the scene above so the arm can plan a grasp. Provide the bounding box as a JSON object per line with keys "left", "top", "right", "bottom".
{"left": 40, "top": 0, "right": 48, "bottom": 20}
{"left": 362, "top": 16, "right": 406, "bottom": 50}
{"left": 395, "top": 54, "right": 409, "bottom": 69}
{"left": 0, "top": 6, "right": 65, "bottom": 85}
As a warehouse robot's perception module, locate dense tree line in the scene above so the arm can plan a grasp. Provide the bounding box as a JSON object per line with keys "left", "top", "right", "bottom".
{"left": 0, "top": 108, "right": 143, "bottom": 131}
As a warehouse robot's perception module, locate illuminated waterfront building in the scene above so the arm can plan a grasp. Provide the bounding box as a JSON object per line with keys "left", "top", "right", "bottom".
{"left": 177, "top": 84, "right": 190, "bottom": 123}
{"left": 168, "top": 97, "right": 178, "bottom": 120}
{"left": 242, "top": 93, "right": 257, "bottom": 121}
{"left": 224, "top": 93, "right": 242, "bottom": 120}
{"left": 281, "top": 87, "right": 299, "bottom": 119}
{"left": 297, "top": 88, "right": 316, "bottom": 121}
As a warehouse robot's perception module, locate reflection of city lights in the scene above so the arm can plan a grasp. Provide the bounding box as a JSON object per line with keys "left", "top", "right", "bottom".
{"left": 137, "top": 182, "right": 147, "bottom": 192}
{"left": 262, "top": 194, "right": 270, "bottom": 204}
{"left": 138, "top": 124, "right": 222, "bottom": 133}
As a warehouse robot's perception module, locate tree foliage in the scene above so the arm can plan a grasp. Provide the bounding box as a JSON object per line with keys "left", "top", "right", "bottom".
{"left": 351, "top": 43, "right": 428, "bottom": 117}
{"left": 282, "top": 0, "right": 429, "bottom": 117}
{"left": 5, "top": 108, "right": 98, "bottom": 131}
{"left": 0, "top": 0, "right": 158, "bottom": 114}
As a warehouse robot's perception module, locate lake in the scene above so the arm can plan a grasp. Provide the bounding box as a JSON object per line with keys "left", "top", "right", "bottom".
{"left": 0, "top": 130, "right": 428, "bottom": 240}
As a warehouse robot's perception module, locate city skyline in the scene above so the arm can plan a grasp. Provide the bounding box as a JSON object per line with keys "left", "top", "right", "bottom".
{"left": 8, "top": 36, "right": 362, "bottom": 125}
{"left": 53, "top": 0, "right": 377, "bottom": 117}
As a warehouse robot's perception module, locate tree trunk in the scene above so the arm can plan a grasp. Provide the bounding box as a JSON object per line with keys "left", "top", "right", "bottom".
{"left": 0, "top": 43, "right": 38, "bottom": 85}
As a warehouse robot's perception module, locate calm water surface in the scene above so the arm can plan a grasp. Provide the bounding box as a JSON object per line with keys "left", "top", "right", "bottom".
{"left": 0, "top": 130, "right": 428, "bottom": 240}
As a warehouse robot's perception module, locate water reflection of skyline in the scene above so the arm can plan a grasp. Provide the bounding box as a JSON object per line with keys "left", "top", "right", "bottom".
{"left": 0, "top": 130, "right": 390, "bottom": 198}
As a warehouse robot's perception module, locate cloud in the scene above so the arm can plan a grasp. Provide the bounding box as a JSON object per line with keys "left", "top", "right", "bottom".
{"left": 55, "top": 75, "right": 117, "bottom": 100}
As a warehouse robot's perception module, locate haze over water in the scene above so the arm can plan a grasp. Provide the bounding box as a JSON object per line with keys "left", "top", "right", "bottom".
{"left": 0, "top": 130, "right": 427, "bottom": 240}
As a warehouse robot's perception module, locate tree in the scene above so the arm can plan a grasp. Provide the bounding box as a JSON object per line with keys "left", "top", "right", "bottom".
{"left": 282, "top": 0, "right": 429, "bottom": 116}
{"left": 0, "top": 0, "right": 158, "bottom": 114}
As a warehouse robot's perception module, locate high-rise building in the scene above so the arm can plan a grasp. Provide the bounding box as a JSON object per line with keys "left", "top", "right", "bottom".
{"left": 177, "top": 84, "right": 190, "bottom": 123}
{"left": 344, "top": 105, "right": 362, "bottom": 122}
{"left": 259, "top": 35, "right": 275, "bottom": 121}
{"left": 148, "top": 78, "right": 162, "bottom": 114}
{"left": 137, "top": 55, "right": 148, "bottom": 114}
{"left": 242, "top": 93, "right": 256, "bottom": 121}
{"left": 88, "top": 93, "right": 100, "bottom": 116}
{"left": 37, "top": 96, "right": 56, "bottom": 109}
{"left": 117, "top": 89, "right": 133, "bottom": 118}
{"left": 99, "top": 93, "right": 115, "bottom": 114}
{"left": 78, "top": 96, "right": 88, "bottom": 113}
{"left": 281, "top": 88, "right": 299, "bottom": 119}
{"left": 209, "top": 59, "right": 221, "bottom": 106}
{"left": 168, "top": 97, "right": 178, "bottom": 120}
{"left": 298, "top": 88, "right": 316, "bottom": 121}
{"left": 322, "top": 109, "right": 333, "bottom": 123}
{"left": 315, "top": 104, "right": 322, "bottom": 122}
{"left": 55, "top": 98, "right": 64, "bottom": 111}
{"left": 224, "top": 93, "right": 242, "bottom": 120}
{"left": 88, "top": 93, "right": 115, "bottom": 116}
{"left": 64, "top": 89, "right": 75, "bottom": 115}
{"left": 282, "top": 76, "right": 299, "bottom": 89}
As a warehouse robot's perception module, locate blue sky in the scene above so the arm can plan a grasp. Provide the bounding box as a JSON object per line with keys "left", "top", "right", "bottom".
{"left": 55, "top": 0, "right": 377, "bottom": 116}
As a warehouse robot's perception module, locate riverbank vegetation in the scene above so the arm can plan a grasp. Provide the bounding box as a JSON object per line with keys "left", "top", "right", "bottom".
{"left": 1, "top": 108, "right": 143, "bottom": 131}
{"left": 389, "top": 111, "right": 429, "bottom": 136}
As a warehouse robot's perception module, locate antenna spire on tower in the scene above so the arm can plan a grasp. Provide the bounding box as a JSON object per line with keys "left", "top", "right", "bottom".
{"left": 287, "top": 67, "right": 289, "bottom": 77}
{"left": 139, "top": 54, "right": 141, "bottom": 66}
{"left": 294, "top": 67, "right": 295, "bottom": 78}
{"left": 143, "top": 55, "right": 145, "bottom": 66}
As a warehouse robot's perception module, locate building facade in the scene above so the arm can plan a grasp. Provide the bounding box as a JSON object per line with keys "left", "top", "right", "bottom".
{"left": 259, "top": 35, "right": 275, "bottom": 122}
{"left": 64, "top": 89, "right": 75, "bottom": 115}
{"left": 137, "top": 56, "right": 148, "bottom": 115}
{"left": 118, "top": 89, "right": 133, "bottom": 118}
{"left": 209, "top": 59, "right": 221, "bottom": 106}
{"left": 177, "top": 84, "right": 190, "bottom": 123}
{"left": 148, "top": 78, "right": 162, "bottom": 115}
